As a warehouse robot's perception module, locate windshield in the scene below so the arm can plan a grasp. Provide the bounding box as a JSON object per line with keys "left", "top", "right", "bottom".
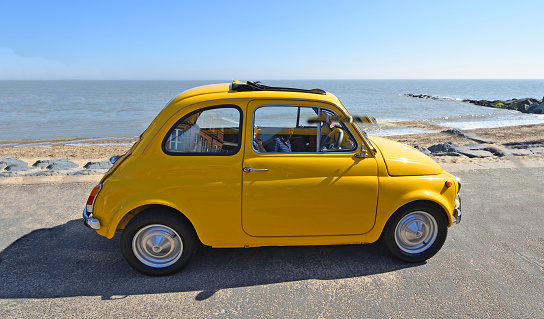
{"left": 338, "top": 100, "right": 376, "bottom": 153}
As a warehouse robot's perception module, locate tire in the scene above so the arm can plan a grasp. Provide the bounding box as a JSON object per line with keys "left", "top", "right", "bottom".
{"left": 121, "top": 208, "right": 197, "bottom": 276}
{"left": 384, "top": 203, "right": 447, "bottom": 263}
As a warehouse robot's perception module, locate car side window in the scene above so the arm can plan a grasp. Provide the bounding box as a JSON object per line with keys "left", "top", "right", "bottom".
{"left": 319, "top": 109, "right": 357, "bottom": 152}
{"left": 164, "top": 105, "right": 242, "bottom": 155}
{"left": 252, "top": 106, "right": 356, "bottom": 153}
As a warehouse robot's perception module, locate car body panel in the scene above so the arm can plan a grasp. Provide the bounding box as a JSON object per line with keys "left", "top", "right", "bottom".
{"left": 370, "top": 136, "right": 443, "bottom": 176}
{"left": 90, "top": 82, "right": 459, "bottom": 248}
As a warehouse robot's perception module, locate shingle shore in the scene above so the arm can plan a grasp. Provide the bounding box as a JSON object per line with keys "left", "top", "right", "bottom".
{"left": 0, "top": 157, "right": 112, "bottom": 177}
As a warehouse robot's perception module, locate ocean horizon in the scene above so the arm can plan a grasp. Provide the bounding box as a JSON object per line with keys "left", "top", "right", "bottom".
{"left": 1, "top": 79, "right": 543, "bottom": 142}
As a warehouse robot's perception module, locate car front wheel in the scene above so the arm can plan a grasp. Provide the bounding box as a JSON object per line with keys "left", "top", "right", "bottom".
{"left": 384, "top": 203, "right": 447, "bottom": 262}
{"left": 121, "top": 209, "right": 197, "bottom": 276}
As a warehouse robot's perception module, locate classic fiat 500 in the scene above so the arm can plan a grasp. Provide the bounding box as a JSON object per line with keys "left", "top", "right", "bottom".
{"left": 83, "top": 81, "right": 462, "bottom": 276}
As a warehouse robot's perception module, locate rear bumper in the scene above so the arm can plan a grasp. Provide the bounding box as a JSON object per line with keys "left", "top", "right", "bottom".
{"left": 83, "top": 207, "right": 101, "bottom": 230}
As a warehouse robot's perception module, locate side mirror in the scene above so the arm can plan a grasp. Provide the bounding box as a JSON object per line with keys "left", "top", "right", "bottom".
{"left": 354, "top": 148, "right": 368, "bottom": 158}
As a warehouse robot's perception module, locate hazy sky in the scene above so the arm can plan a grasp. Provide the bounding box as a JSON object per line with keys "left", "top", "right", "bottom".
{"left": 1, "top": 0, "right": 543, "bottom": 80}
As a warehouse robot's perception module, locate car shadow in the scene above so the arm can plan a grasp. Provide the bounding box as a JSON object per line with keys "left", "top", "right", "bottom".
{"left": 0, "top": 220, "right": 422, "bottom": 300}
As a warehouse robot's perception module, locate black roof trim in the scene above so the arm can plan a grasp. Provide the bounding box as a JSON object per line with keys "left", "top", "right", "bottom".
{"left": 230, "top": 81, "right": 326, "bottom": 95}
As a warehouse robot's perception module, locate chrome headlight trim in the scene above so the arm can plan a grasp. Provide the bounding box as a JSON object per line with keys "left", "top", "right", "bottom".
{"left": 455, "top": 176, "right": 461, "bottom": 192}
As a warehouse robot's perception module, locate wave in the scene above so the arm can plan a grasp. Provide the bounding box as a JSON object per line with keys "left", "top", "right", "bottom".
{"left": 437, "top": 116, "right": 544, "bottom": 130}
{"left": 1, "top": 137, "right": 138, "bottom": 148}
{"left": 366, "top": 127, "right": 435, "bottom": 136}
{"left": 402, "top": 93, "right": 463, "bottom": 101}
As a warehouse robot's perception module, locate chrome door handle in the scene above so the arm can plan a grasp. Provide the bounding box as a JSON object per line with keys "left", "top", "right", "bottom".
{"left": 243, "top": 167, "right": 269, "bottom": 173}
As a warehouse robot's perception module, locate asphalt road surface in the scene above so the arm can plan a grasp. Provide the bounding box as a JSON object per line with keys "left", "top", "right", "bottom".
{"left": 0, "top": 162, "right": 543, "bottom": 318}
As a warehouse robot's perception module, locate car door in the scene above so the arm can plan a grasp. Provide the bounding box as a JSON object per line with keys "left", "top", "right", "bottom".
{"left": 242, "top": 100, "right": 379, "bottom": 237}
{"left": 156, "top": 103, "right": 245, "bottom": 241}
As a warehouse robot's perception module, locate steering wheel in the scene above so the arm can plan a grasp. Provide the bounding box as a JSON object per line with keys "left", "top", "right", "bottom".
{"left": 328, "top": 128, "right": 344, "bottom": 149}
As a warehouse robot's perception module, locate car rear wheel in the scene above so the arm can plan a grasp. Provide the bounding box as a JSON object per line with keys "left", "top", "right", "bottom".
{"left": 384, "top": 203, "right": 447, "bottom": 262}
{"left": 121, "top": 208, "right": 197, "bottom": 276}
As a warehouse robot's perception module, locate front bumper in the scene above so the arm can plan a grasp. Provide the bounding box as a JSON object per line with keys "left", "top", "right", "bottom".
{"left": 452, "top": 176, "right": 462, "bottom": 224}
{"left": 83, "top": 207, "right": 101, "bottom": 230}
{"left": 452, "top": 193, "right": 462, "bottom": 224}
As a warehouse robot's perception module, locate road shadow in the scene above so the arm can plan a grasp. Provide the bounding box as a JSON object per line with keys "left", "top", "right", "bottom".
{"left": 0, "top": 220, "right": 422, "bottom": 300}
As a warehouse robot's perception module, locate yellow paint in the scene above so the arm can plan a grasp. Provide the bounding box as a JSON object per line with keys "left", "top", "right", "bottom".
{"left": 370, "top": 136, "right": 443, "bottom": 176}
{"left": 90, "top": 82, "right": 459, "bottom": 247}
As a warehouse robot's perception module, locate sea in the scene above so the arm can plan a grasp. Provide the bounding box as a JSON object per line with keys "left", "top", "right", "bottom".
{"left": 1, "top": 80, "right": 543, "bottom": 144}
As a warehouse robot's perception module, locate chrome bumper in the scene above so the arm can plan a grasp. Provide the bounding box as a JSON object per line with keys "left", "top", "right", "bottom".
{"left": 83, "top": 207, "right": 101, "bottom": 230}
{"left": 452, "top": 193, "right": 462, "bottom": 224}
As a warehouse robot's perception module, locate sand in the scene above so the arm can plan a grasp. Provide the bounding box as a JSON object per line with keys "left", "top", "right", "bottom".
{"left": 1, "top": 123, "right": 544, "bottom": 170}
{"left": 0, "top": 138, "right": 136, "bottom": 169}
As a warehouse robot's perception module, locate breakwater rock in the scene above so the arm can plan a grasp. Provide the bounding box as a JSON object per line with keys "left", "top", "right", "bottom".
{"left": 0, "top": 157, "right": 113, "bottom": 177}
{"left": 404, "top": 94, "right": 544, "bottom": 114}
{"left": 462, "top": 97, "right": 544, "bottom": 114}
{"left": 414, "top": 140, "right": 544, "bottom": 158}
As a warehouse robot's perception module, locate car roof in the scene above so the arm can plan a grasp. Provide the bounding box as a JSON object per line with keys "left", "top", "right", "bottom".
{"left": 169, "top": 81, "right": 344, "bottom": 107}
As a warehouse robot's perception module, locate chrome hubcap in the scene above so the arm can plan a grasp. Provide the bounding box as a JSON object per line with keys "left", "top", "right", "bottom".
{"left": 394, "top": 211, "right": 438, "bottom": 254}
{"left": 133, "top": 224, "right": 183, "bottom": 268}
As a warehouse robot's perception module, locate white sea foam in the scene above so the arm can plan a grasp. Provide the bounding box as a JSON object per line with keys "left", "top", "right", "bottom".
{"left": 366, "top": 127, "right": 435, "bottom": 136}
{"left": 66, "top": 142, "right": 136, "bottom": 147}
{"left": 436, "top": 96, "right": 463, "bottom": 101}
{"left": 2, "top": 137, "right": 138, "bottom": 148}
{"left": 437, "top": 116, "right": 544, "bottom": 130}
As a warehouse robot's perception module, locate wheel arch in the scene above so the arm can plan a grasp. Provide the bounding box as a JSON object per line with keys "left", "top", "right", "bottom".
{"left": 380, "top": 199, "right": 450, "bottom": 239}
{"left": 114, "top": 204, "right": 200, "bottom": 243}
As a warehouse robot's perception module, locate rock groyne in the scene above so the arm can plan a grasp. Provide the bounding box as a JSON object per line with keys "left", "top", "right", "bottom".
{"left": 404, "top": 94, "right": 544, "bottom": 114}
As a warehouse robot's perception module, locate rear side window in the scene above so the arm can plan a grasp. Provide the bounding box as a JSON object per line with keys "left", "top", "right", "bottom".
{"left": 163, "top": 105, "right": 242, "bottom": 155}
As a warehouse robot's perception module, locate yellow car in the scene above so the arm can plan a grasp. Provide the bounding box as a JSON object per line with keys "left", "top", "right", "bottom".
{"left": 83, "top": 81, "right": 462, "bottom": 276}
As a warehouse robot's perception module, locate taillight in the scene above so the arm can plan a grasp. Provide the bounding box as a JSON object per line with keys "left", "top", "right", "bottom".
{"left": 86, "top": 184, "right": 102, "bottom": 213}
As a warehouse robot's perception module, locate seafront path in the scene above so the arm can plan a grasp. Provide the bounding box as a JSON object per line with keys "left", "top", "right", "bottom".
{"left": 1, "top": 161, "right": 543, "bottom": 318}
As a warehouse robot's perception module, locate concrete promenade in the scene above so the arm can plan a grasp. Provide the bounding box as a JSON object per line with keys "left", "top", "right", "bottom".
{"left": 1, "top": 162, "right": 543, "bottom": 318}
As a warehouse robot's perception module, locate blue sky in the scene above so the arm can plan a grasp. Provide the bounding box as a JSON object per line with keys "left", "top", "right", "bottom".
{"left": 1, "top": 0, "right": 543, "bottom": 80}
